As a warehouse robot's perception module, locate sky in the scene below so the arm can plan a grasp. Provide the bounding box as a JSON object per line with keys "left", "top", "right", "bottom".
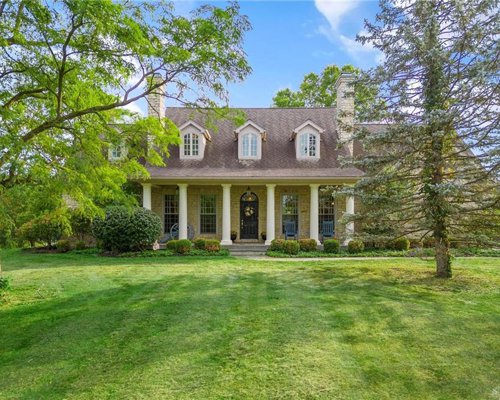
{"left": 128, "top": 0, "right": 382, "bottom": 115}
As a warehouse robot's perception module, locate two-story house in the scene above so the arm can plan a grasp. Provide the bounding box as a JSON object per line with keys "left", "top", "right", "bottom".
{"left": 137, "top": 73, "right": 382, "bottom": 245}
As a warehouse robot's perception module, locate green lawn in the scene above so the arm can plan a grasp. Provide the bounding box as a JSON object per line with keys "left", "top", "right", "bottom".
{"left": 0, "top": 250, "right": 499, "bottom": 399}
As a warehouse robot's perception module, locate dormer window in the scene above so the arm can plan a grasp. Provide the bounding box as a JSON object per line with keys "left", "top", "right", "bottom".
{"left": 292, "top": 120, "right": 324, "bottom": 160}
{"left": 179, "top": 121, "right": 210, "bottom": 160}
{"left": 235, "top": 120, "right": 266, "bottom": 160}
{"left": 109, "top": 142, "right": 127, "bottom": 161}
{"left": 183, "top": 132, "right": 199, "bottom": 157}
{"left": 241, "top": 133, "right": 258, "bottom": 157}
{"left": 299, "top": 132, "right": 317, "bottom": 157}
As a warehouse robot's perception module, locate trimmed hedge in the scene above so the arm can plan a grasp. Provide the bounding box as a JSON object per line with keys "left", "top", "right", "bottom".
{"left": 299, "top": 239, "right": 318, "bottom": 252}
{"left": 166, "top": 240, "right": 178, "bottom": 251}
{"left": 193, "top": 238, "right": 206, "bottom": 250}
{"left": 75, "top": 240, "right": 86, "bottom": 250}
{"left": 204, "top": 239, "right": 221, "bottom": 252}
{"left": 391, "top": 237, "right": 410, "bottom": 251}
{"left": 176, "top": 239, "right": 192, "bottom": 254}
{"left": 324, "top": 239, "right": 340, "bottom": 254}
{"left": 348, "top": 239, "right": 365, "bottom": 254}
{"left": 269, "top": 239, "right": 286, "bottom": 252}
{"left": 283, "top": 240, "right": 300, "bottom": 255}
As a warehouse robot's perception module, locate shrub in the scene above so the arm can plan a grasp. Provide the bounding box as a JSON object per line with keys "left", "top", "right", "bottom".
{"left": 175, "top": 239, "right": 192, "bottom": 254}
{"left": 70, "top": 212, "right": 92, "bottom": 241}
{"left": 166, "top": 240, "right": 179, "bottom": 251}
{"left": 391, "top": 237, "right": 410, "bottom": 251}
{"left": 204, "top": 239, "right": 221, "bottom": 252}
{"left": 269, "top": 239, "right": 285, "bottom": 252}
{"left": 283, "top": 240, "right": 300, "bottom": 255}
{"left": 347, "top": 239, "right": 365, "bottom": 253}
{"left": 231, "top": 230, "right": 237, "bottom": 241}
{"left": 193, "top": 238, "right": 206, "bottom": 250}
{"left": 92, "top": 206, "right": 162, "bottom": 253}
{"left": 299, "top": 239, "right": 318, "bottom": 252}
{"left": 0, "top": 276, "right": 10, "bottom": 291}
{"left": 75, "top": 240, "right": 86, "bottom": 250}
{"left": 324, "top": 239, "right": 340, "bottom": 254}
{"left": 56, "top": 239, "right": 72, "bottom": 253}
{"left": 18, "top": 211, "right": 71, "bottom": 248}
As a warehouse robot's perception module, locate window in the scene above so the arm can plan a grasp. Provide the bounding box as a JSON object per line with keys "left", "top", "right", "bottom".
{"left": 109, "top": 143, "right": 126, "bottom": 161}
{"left": 200, "top": 194, "right": 217, "bottom": 234}
{"left": 164, "top": 194, "right": 179, "bottom": 234}
{"left": 241, "top": 133, "right": 258, "bottom": 157}
{"left": 281, "top": 194, "right": 298, "bottom": 233}
{"left": 299, "top": 132, "right": 317, "bottom": 157}
{"left": 183, "top": 132, "right": 199, "bottom": 157}
{"left": 319, "top": 189, "right": 335, "bottom": 233}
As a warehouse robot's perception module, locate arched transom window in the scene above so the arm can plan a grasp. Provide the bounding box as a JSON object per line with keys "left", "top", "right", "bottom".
{"left": 241, "top": 133, "right": 258, "bottom": 157}
{"left": 183, "top": 132, "right": 200, "bottom": 157}
{"left": 299, "top": 132, "right": 318, "bottom": 158}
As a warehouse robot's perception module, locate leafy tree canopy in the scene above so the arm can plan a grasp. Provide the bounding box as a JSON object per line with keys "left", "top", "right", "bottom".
{"left": 272, "top": 64, "right": 377, "bottom": 117}
{"left": 0, "top": 0, "right": 251, "bottom": 233}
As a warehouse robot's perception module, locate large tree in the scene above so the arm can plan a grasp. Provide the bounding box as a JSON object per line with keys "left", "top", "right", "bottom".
{"left": 272, "top": 64, "right": 377, "bottom": 118}
{"left": 350, "top": 0, "right": 499, "bottom": 277}
{"left": 0, "top": 0, "right": 250, "bottom": 230}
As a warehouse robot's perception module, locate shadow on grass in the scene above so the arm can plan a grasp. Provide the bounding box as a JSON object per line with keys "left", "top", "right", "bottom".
{"left": 1, "top": 266, "right": 497, "bottom": 399}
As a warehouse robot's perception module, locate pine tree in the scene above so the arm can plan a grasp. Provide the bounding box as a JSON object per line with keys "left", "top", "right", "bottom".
{"left": 351, "top": 0, "right": 499, "bottom": 277}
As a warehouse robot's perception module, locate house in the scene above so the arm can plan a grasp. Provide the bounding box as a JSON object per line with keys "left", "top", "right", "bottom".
{"left": 137, "top": 73, "right": 379, "bottom": 245}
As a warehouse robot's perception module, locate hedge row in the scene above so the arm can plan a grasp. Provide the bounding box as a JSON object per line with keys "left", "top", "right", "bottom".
{"left": 167, "top": 238, "right": 221, "bottom": 254}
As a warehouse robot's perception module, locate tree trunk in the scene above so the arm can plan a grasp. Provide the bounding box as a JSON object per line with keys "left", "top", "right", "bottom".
{"left": 435, "top": 236, "right": 451, "bottom": 278}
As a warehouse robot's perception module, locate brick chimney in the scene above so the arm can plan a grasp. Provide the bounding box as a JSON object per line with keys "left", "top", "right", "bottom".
{"left": 334, "top": 73, "right": 355, "bottom": 157}
{"left": 147, "top": 73, "right": 165, "bottom": 119}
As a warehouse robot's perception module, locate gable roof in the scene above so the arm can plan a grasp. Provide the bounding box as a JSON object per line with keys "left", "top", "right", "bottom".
{"left": 147, "top": 107, "right": 367, "bottom": 181}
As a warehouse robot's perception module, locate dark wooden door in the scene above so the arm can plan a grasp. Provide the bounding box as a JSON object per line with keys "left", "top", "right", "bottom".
{"left": 240, "top": 193, "right": 259, "bottom": 239}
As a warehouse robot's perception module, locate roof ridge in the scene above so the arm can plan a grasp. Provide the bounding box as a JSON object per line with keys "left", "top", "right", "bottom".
{"left": 165, "top": 106, "right": 336, "bottom": 110}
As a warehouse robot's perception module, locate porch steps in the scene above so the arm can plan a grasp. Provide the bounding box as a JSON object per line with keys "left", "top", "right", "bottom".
{"left": 224, "top": 244, "right": 269, "bottom": 257}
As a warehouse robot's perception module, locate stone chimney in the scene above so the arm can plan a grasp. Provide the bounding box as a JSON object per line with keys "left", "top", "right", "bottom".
{"left": 147, "top": 73, "right": 165, "bottom": 119}
{"left": 334, "top": 73, "right": 355, "bottom": 157}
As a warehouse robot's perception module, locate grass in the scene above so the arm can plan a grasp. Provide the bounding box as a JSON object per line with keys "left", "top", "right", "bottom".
{"left": 0, "top": 249, "right": 499, "bottom": 399}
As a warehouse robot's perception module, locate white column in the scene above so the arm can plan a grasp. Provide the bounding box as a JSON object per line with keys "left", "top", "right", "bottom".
{"left": 142, "top": 183, "right": 152, "bottom": 210}
{"left": 344, "top": 195, "right": 355, "bottom": 245}
{"left": 178, "top": 184, "right": 188, "bottom": 240}
{"left": 309, "top": 184, "right": 320, "bottom": 244}
{"left": 221, "top": 184, "right": 232, "bottom": 245}
{"left": 265, "top": 184, "right": 276, "bottom": 245}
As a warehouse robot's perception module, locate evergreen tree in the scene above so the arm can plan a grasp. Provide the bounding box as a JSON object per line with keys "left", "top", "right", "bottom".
{"left": 351, "top": 0, "right": 499, "bottom": 277}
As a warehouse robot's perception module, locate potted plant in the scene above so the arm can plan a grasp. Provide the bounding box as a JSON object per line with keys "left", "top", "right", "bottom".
{"left": 231, "top": 230, "right": 237, "bottom": 241}
{"left": 261, "top": 232, "right": 266, "bottom": 241}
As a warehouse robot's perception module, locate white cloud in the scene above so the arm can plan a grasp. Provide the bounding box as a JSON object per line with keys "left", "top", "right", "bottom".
{"left": 339, "top": 31, "right": 384, "bottom": 66}
{"left": 314, "top": 0, "right": 360, "bottom": 32}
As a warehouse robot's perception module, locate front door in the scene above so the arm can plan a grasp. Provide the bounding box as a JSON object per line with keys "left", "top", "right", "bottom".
{"left": 240, "top": 192, "right": 259, "bottom": 239}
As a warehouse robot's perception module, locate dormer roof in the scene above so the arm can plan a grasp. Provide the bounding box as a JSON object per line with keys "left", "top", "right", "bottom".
{"left": 234, "top": 120, "right": 267, "bottom": 141}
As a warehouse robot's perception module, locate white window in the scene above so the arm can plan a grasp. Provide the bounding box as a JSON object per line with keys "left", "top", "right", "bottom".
{"left": 183, "top": 132, "right": 199, "bottom": 157}
{"left": 296, "top": 132, "right": 319, "bottom": 159}
{"left": 109, "top": 143, "right": 127, "bottom": 161}
{"left": 241, "top": 133, "right": 258, "bottom": 157}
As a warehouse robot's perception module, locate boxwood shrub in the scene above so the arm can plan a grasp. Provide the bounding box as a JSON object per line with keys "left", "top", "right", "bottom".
{"left": 56, "top": 239, "right": 72, "bottom": 253}
{"left": 323, "top": 239, "right": 340, "bottom": 254}
{"left": 92, "top": 206, "right": 162, "bottom": 253}
{"left": 283, "top": 240, "right": 300, "bottom": 255}
{"left": 193, "top": 238, "right": 206, "bottom": 250}
{"left": 176, "top": 239, "right": 192, "bottom": 254}
{"left": 391, "top": 237, "right": 410, "bottom": 251}
{"left": 204, "top": 239, "right": 221, "bottom": 252}
{"left": 347, "top": 239, "right": 365, "bottom": 254}
{"left": 299, "top": 239, "right": 318, "bottom": 252}
{"left": 269, "top": 239, "right": 285, "bottom": 251}
{"left": 166, "top": 240, "right": 179, "bottom": 251}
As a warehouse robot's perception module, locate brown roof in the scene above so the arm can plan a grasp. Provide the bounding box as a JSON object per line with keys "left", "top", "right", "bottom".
{"left": 147, "top": 107, "right": 368, "bottom": 181}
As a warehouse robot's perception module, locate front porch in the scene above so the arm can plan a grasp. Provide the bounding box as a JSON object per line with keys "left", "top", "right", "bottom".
{"left": 141, "top": 182, "right": 356, "bottom": 245}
